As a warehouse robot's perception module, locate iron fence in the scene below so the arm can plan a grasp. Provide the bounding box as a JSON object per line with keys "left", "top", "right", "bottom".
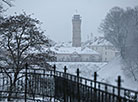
{"left": 0, "top": 64, "right": 137, "bottom": 102}
{"left": 53, "top": 65, "right": 138, "bottom": 102}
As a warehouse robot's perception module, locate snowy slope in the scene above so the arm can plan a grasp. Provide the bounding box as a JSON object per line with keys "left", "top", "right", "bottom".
{"left": 49, "top": 56, "right": 138, "bottom": 91}
{"left": 49, "top": 62, "right": 107, "bottom": 79}
{"left": 98, "top": 56, "right": 138, "bottom": 91}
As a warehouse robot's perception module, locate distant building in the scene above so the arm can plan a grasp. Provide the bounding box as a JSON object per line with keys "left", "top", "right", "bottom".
{"left": 50, "top": 14, "right": 119, "bottom": 62}
{"left": 72, "top": 15, "right": 81, "bottom": 47}
{"left": 49, "top": 14, "right": 101, "bottom": 62}
{"left": 86, "top": 37, "right": 119, "bottom": 62}
{"left": 50, "top": 47, "right": 101, "bottom": 62}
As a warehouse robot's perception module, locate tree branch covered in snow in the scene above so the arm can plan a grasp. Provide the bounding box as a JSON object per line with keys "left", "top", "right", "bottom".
{"left": 1, "top": 0, "right": 13, "bottom": 7}
{"left": 0, "top": 0, "right": 13, "bottom": 13}
{"left": 100, "top": 6, "right": 138, "bottom": 81}
{"left": 0, "top": 13, "right": 55, "bottom": 101}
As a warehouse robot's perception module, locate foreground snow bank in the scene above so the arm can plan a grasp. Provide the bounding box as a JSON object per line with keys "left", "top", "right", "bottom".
{"left": 49, "top": 58, "right": 138, "bottom": 91}
{"left": 98, "top": 56, "right": 138, "bottom": 91}
{"left": 49, "top": 62, "right": 107, "bottom": 79}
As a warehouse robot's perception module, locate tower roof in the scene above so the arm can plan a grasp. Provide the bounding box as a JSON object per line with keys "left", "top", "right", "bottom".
{"left": 73, "top": 14, "right": 81, "bottom": 20}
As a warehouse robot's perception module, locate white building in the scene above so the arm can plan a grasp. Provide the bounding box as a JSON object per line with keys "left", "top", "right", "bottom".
{"left": 50, "top": 14, "right": 119, "bottom": 62}
{"left": 50, "top": 47, "right": 101, "bottom": 62}
{"left": 86, "top": 37, "right": 119, "bottom": 62}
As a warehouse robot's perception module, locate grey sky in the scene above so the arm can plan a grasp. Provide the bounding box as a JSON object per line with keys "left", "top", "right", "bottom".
{"left": 6, "top": 0, "right": 138, "bottom": 42}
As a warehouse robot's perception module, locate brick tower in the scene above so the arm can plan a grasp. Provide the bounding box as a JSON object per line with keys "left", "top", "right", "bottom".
{"left": 72, "top": 15, "right": 81, "bottom": 47}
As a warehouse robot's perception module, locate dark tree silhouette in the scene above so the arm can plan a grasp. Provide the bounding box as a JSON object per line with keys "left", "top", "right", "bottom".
{"left": 0, "top": 13, "right": 55, "bottom": 100}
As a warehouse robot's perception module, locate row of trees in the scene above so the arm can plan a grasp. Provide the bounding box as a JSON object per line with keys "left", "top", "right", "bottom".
{"left": 100, "top": 6, "right": 138, "bottom": 81}
{"left": 0, "top": 0, "right": 55, "bottom": 100}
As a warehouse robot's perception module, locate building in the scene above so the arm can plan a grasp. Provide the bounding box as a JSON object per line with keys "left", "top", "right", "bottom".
{"left": 72, "top": 15, "right": 81, "bottom": 47}
{"left": 50, "top": 47, "right": 101, "bottom": 62}
{"left": 49, "top": 14, "right": 101, "bottom": 62}
{"left": 50, "top": 14, "right": 119, "bottom": 62}
{"left": 86, "top": 37, "right": 119, "bottom": 62}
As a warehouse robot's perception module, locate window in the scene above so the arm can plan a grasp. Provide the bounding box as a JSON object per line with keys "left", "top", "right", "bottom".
{"left": 105, "top": 52, "right": 107, "bottom": 55}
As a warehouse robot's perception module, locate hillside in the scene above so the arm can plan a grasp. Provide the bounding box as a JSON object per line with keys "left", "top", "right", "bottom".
{"left": 98, "top": 56, "right": 138, "bottom": 91}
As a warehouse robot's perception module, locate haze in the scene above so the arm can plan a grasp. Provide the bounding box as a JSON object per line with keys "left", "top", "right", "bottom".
{"left": 6, "top": 0, "right": 138, "bottom": 42}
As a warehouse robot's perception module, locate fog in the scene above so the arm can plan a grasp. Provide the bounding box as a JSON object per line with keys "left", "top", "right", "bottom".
{"left": 6, "top": 0, "right": 138, "bottom": 42}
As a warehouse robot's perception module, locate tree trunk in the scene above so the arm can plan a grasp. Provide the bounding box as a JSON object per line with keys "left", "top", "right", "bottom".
{"left": 7, "top": 74, "right": 18, "bottom": 101}
{"left": 8, "top": 83, "right": 13, "bottom": 101}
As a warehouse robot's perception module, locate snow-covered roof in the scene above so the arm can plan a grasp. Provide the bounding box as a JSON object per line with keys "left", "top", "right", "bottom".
{"left": 50, "top": 47, "right": 99, "bottom": 55}
{"left": 54, "top": 41, "right": 72, "bottom": 47}
{"left": 26, "top": 45, "right": 50, "bottom": 54}
{"left": 86, "top": 37, "right": 113, "bottom": 46}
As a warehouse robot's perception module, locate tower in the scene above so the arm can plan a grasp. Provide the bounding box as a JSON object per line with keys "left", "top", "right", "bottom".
{"left": 72, "top": 14, "right": 81, "bottom": 47}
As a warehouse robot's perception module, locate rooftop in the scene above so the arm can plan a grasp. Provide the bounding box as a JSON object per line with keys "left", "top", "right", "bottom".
{"left": 50, "top": 47, "right": 99, "bottom": 55}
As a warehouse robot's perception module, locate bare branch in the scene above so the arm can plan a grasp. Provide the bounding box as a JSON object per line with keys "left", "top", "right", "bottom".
{"left": 2, "top": 0, "right": 13, "bottom": 7}
{"left": 0, "top": 66, "right": 12, "bottom": 81}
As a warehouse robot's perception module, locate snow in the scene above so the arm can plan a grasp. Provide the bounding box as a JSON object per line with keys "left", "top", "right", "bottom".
{"left": 49, "top": 62, "right": 107, "bottom": 79}
{"left": 98, "top": 56, "right": 138, "bottom": 91}
{"left": 49, "top": 56, "right": 138, "bottom": 91}
{"left": 54, "top": 41, "right": 72, "bottom": 47}
{"left": 86, "top": 37, "right": 113, "bottom": 46}
{"left": 32, "top": 97, "right": 60, "bottom": 102}
{"left": 50, "top": 47, "right": 99, "bottom": 55}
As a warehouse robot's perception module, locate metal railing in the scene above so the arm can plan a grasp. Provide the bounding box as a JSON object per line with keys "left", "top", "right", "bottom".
{"left": 0, "top": 64, "right": 137, "bottom": 102}
{"left": 53, "top": 65, "right": 138, "bottom": 102}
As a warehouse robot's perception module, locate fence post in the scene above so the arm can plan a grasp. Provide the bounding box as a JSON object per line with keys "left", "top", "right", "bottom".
{"left": 117, "top": 76, "right": 121, "bottom": 102}
{"left": 64, "top": 66, "right": 67, "bottom": 102}
{"left": 53, "top": 64, "right": 56, "bottom": 76}
{"left": 64, "top": 66, "right": 67, "bottom": 74}
{"left": 53, "top": 64, "right": 56, "bottom": 102}
{"left": 134, "top": 92, "right": 137, "bottom": 102}
{"left": 25, "top": 63, "right": 28, "bottom": 102}
{"left": 94, "top": 72, "right": 97, "bottom": 102}
{"left": 76, "top": 68, "right": 80, "bottom": 102}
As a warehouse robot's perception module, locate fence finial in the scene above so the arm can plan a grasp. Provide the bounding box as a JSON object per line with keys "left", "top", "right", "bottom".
{"left": 94, "top": 72, "right": 97, "bottom": 81}
{"left": 53, "top": 64, "right": 56, "bottom": 73}
{"left": 115, "top": 75, "right": 124, "bottom": 87}
{"left": 76, "top": 68, "right": 80, "bottom": 77}
{"left": 64, "top": 66, "right": 67, "bottom": 73}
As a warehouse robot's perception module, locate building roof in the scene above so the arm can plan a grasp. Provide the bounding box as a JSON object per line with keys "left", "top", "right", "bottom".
{"left": 54, "top": 41, "right": 72, "bottom": 47}
{"left": 50, "top": 47, "right": 99, "bottom": 55}
{"left": 86, "top": 37, "right": 113, "bottom": 46}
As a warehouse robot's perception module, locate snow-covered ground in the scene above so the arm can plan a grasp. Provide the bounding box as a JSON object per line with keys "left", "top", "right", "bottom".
{"left": 98, "top": 56, "right": 138, "bottom": 91}
{"left": 49, "top": 57, "right": 138, "bottom": 91}
{"left": 49, "top": 62, "right": 107, "bottom": 80}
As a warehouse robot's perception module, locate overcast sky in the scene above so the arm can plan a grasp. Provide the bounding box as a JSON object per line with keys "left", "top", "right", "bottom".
{"left": 6, "top": 0, "right": 138, "bottom": 42}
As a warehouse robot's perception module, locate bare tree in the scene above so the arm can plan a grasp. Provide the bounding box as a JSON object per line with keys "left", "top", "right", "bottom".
{"left": 122, "top": 7, "right": 138, "bottom": 81}
{"left": 100, "top": 7, "right": 125, "bottom": 50}
{"left": 0, "top": 13, "right": 54, "bottom": 100}
{"left": 100, "top": 6, "right": 138, "bottom": 81}
{"left": 0, "top": 0, "right": 13, "bottom": 7}
{"left": 0, "top": 0, "right": 13, "bottom": 21}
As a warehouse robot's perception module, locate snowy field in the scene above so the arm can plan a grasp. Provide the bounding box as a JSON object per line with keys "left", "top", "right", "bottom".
{"left": 49, "top": 62, "right": 107, "bottom": 80}
{"left": 98, "top": 56, "right": 138, "bottom": 91}
{"left": 49, "top": 57, "right": 138, "bottom": 91}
